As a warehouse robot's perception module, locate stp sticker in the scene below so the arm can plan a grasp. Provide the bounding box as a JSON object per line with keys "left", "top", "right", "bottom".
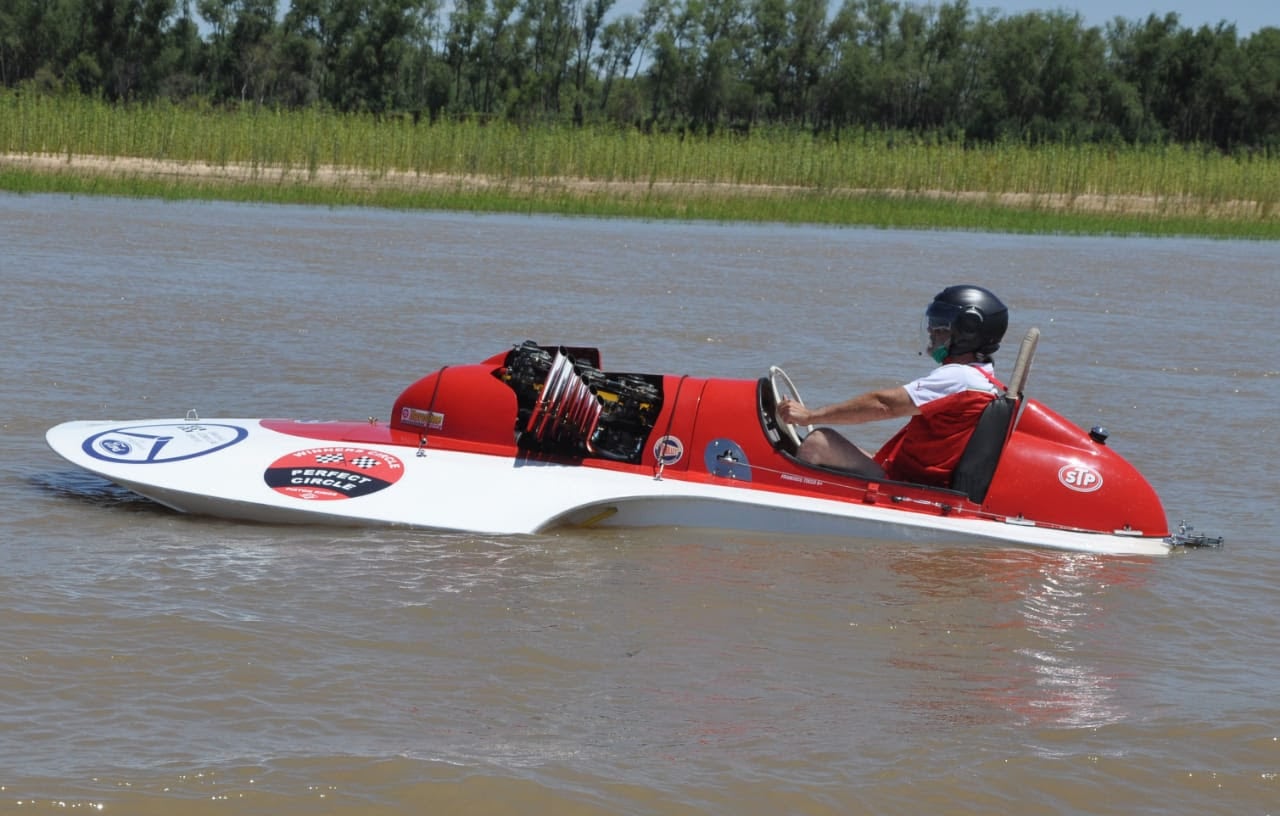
{"left": 1058, "top": 463, "right": 1104, "bottom": 493}
{"left": 83, "top": 423, "right": 249, "bottom": 464}
{"left": 264, "top": 447, "right": 404, "bottom": 501}
{"left": 653, "top": 435, "right": 684, "bottom": 466}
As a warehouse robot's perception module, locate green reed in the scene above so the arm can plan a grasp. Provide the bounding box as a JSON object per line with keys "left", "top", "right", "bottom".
{"left": 5, "top": 161, "right": 1277, "bottom": 239}
{"left": 2, "top": 92, "right": 1277, "bottom": 235}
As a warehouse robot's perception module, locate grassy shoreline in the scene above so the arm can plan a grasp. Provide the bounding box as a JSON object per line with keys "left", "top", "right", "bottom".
{"left": 3, "top": 94, "right": 1278, "bottom": 238}
{"left": 4, "top": 153, "right": 1276, "bottom": 239}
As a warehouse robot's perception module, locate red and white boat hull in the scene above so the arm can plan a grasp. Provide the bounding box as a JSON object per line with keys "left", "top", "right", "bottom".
{"left": 45, "top": 342, "right": 1207, "bottom": 556}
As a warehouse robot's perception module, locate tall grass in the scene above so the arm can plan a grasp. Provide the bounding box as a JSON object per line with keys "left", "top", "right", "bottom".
{"left": 3, "top": 92, "right": 1278, "bottom": 234}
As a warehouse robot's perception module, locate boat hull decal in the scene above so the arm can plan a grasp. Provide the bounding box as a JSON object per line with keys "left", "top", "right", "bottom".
{"left": 82, "top": 423, "right": 249, "bottom": 464}
{"left": 264, "top": 447, "right": 405, "bottom": 501}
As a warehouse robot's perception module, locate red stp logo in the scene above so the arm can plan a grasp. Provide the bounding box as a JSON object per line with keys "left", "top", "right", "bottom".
{"left": 1058, "top": 463, "right": 1104, "bottom": 493}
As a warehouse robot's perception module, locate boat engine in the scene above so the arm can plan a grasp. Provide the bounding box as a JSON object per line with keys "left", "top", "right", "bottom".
{"left": 500, "top": 341, "right": 664, "bottom": 463}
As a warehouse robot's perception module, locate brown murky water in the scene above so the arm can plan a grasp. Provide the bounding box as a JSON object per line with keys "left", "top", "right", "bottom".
{"left": 2, "top": 193, "right": 1277, "bottom": 813}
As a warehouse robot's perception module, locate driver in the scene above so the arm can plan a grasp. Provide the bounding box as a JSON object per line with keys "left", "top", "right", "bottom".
{"left": 776, "top": 285, "right": 1008, "bottom": 486}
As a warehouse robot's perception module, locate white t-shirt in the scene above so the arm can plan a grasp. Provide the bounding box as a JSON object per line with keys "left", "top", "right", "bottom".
{"left": 904, "top": 362, "right": 1000, "bottom": 408}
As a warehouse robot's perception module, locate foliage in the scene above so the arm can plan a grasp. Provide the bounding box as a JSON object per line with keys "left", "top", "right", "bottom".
{"left": 4, "top": 91, "right": 1278, "bottom": 237}
{"left": 1, "top": 0, "right": 1278, "bottom": 151}
{"left": 3, "top": 90, "right": 1276, "bottom": 204}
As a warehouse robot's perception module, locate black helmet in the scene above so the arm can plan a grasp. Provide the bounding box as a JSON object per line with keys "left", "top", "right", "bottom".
{"left": 925, "top": 285, "right": 1008, "bottom": 357}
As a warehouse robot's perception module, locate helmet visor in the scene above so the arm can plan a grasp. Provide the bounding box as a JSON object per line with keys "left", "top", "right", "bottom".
{"left": 922, "top": 302, "right": 958, "bottom": 357}
{"left": 925, "top": 300, "right": 961, "bottom": 330}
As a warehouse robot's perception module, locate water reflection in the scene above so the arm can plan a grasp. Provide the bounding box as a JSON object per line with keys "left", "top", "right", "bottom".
{"left": 888, "top": 547, "right": 1153, "bottom": 730}
{"left": 29, "top": 469, "right": 168, "bottom": 513}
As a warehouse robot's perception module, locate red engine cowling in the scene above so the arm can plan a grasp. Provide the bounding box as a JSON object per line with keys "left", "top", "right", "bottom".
{"left": 982, "top": 400, "right": 1169, "bottom": 536}
{"left": 390, "top": 364, "right": 519, "bottom": 455}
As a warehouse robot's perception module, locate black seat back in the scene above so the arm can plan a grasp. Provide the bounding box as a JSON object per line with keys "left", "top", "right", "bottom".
{"left": 950, "top": 396, "right": 1014, "bottom": 503}
{"left": 950, "top": 327, "right": 1040, "bottom": 504}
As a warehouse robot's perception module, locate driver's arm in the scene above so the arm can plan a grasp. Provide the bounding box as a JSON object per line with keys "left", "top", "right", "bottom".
{"left": 779, "top": 386, "right": 917, "bottom": 427}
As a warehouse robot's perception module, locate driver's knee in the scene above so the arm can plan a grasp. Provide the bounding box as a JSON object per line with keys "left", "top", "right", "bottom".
{"left": 798, "top": 428, "right": 846, "bottom": 465}
{"left": 799, "top": 428, "right": 885, "bottom": 479}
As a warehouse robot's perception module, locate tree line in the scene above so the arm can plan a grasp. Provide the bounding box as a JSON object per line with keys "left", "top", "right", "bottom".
{"left": 3, "top": 0, "right": 1278, "bottom": 151}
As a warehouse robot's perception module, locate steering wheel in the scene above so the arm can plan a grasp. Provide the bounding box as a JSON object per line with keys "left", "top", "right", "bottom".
{"left": 768, "top": 366, "right": 812, "bottom": 451}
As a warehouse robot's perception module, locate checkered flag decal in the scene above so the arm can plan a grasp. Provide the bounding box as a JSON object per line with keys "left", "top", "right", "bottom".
{"left": 266, "top": 447, "right": 403, "bottom": 499}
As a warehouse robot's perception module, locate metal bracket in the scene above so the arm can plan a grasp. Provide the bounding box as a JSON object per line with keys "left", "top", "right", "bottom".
{"left": 704, "top": 439, "right": 751, "bottom": 481}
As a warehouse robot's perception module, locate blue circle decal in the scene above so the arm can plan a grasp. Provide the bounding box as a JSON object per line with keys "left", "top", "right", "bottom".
{"left": 99, "top": 439, "right": 133, "bottom": 456}
{"left": 82, "top": 423, "right": 249, "bottom": 464}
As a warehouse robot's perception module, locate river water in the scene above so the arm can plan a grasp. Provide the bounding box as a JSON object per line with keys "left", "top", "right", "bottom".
{"left": 2, "top": 192, "right": 1277, "bottom": 814}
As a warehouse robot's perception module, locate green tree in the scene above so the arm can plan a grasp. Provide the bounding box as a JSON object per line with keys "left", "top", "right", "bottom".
{"left": 571, "top": 0, "right": 615, "bottom": 124}
{"left": 159, "top": 0, "right": 207, "bottom": 98}
{"left": 85, "top": 0, "right": 182, "bottom": 99}
{"left": 1240, "top": 27, "right": 1280, "bottom": 149}
{"left": 595, "top": 0, "right": 659, "bottom": 124}
{"left": 444, "top": 0, "right": 486, "bottom": 110}
{"left": 913, "top": 0, "right": 980, "bottom": 133}
{"left": 687, "top": 0, "right": 751, "bottom": 132}
{"left": 229, "top": 0, "right": 279, "bottom": 103}
{"left": 344, "top": 0, "right": 424, "bottom": 112}
{"left": 278, "top": 0, "right": 326, "bottom": 105}
{"left": 645, "top": 0, "right": 694, "bottom": 127}
{"left": 746, "top": 0, "right": 827, "bottom": 125}
{"left": 815, "top": 0, "right": 871, "bottom": 132}
{"left": 1104, "top": 13, "right": 1181, "bottom": 143}
{"left": 514, "top": 0, "right": 575, "bottom": 119}
{"left": 1164, "top": 23, "right": 1247, "bottom": 148}
{"left": 970, "top": 10, "right": 1107, "bottom": 142}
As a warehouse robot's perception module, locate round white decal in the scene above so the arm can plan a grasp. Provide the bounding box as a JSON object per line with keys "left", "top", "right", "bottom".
{"left": 653, "top": 435, "right": 684, "bottom": 466}
{"left": 83, "top": 423, "right": 248, "bottom": 464}
{"left": 1058, "top": 463, "right": 1104, "bottom": 493}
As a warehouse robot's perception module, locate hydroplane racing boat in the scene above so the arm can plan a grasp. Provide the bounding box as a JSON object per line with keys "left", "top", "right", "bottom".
{"left": 45, "top": 333, "right": 1221, "bottom": 556}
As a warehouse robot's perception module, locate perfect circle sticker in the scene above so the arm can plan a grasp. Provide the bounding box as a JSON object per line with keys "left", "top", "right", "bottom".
{"left": 264, "top": 447, "right": 404, "bottom": 501}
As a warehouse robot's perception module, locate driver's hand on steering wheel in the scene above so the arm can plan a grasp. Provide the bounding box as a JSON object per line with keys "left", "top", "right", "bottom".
{"left": 777, "top": 398, "right": 812, "bottom": 426}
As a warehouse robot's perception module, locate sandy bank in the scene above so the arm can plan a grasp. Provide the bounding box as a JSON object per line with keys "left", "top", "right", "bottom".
{"left": 3, "top": 152, "right": 1274, "bottom": 220}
